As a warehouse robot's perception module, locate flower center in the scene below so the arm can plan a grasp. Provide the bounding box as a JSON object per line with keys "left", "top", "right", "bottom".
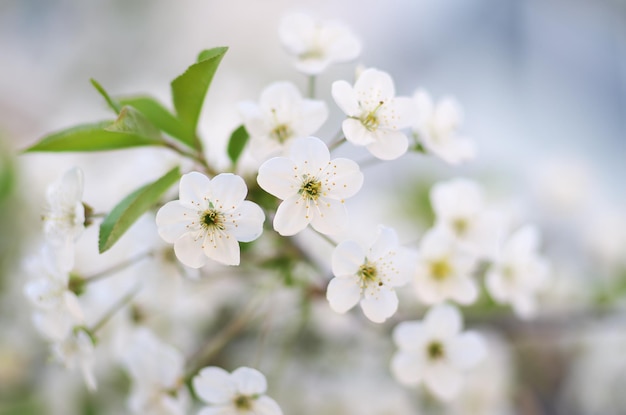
{"left": 270, "top": 123, "right": 292, "bottom": 143}
{"left": 299, "top": 175, "right": 322, "bottom": 201}
{"left": 427, "top": 341, "right": 445, "bottom": 360}
{"left": 360, "top": 101, "right": 384, "bottom": 131}
{"left": 430, "top": 259, "right": 452, "bottom": 281}
{"left": 452, "top": 218, "right": 469, "bottom": 235}
{"left": 358, "top": 262, "right": 378, "bottom": 282}
{"left": 201, "top": 209, "right": 225, "bottom": 231}
{"left": 233, "top": 394, "right": 253, "bottom": 410}
{"left": 299, "top": 46, "right": 324, "bottom": 60}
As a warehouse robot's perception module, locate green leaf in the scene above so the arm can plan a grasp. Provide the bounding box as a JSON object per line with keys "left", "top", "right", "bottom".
{"left": 118, "top": 95, "right": 195, "bottom": 147}
{"left": 98, "top": 166, "right": 181, "bottom": 253}
{"left": 90, "top": 78, "right": 122, "bottom": 114}
{"left": 171, "top": 46, "right": 228, "bottom": 148}
{"left": 24, "top": 119, "right": 162, "bottom": 153}
{"left": 105, "top": 106, "right": 162, "bottom": 140}
{"left": 227, "top": 124, "right": 249, "bottom": 165}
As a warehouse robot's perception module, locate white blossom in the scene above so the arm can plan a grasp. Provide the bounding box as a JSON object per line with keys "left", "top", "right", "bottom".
{"left": 238, "top": 81, "right": 328, "bottom": 161}
{"left": 156, "top": 172, "right": 265, "bottom": 268}
{"left": 332, "top": 68, "right": 414, "bottom": 160}
{"left": 326, "top": 225, "right": 416, "bottom": 323}
{"left": 412, "top": 89, "right": 475, "bottom": 164}
{"left": 414, "top": 227, "right": 479, "bottom": 305}
{"left": 52, "top": 328, "right": 97, "bottom": 391}
{"left": 257, "top": 136, "right": 363, "bottom": 236}
{"left": 42, "top": 167, "right": 86, "bottom": 250}
{"left": 486, "top": 225, "right": 550, "bottom": 319}
{"left": 121, "top": 328, "right": 188, "bottom": 415}
{"left": 279, "top": 12, "right": 361, "bottom": 75}
{"left": 391, "top": 303, "right": 486, "bottom": 401}
{"left": 430, "top": 177, "right": 504, "bottom": 259}
{"left": 193, "top": 366, "right": 282, "bottom": 415}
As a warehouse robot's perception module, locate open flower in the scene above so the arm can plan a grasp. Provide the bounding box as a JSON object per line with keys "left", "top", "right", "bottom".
{"left": 156, "top": 172, "right": 265, "bottom": 267}
{"left": 414, "top": 228, "right": 479, "bottom": 305}
{"left": 391, "top": 303, "right": 486, "bottom": 401}
{"left": 326, "top": 225, "right": 416, "bottom": 323}
{"left": 279, "top": 12, "right": 361, "bottom": 75}
{"left": 193, "top": 366, "right": 282, "bottom": 415}
{"left": 486, "top": 225, "right": 550, "bottom": 318}
{"left": 42, "top": 167, "right": 86, "bottom": 250}
{"left": 52, "top": 328, "right": 97, "bottom": 391}
{"left": 412, "top": 89, "right": 475, "bottom": 164}
{"left": 238, "top": 81, "right": 328, "bottom": 160}
{"left": 257, "top": 136, "right": 363, "bottom": 236}
{"left": 332, "top": 68, "right": 414, "bottom": 160}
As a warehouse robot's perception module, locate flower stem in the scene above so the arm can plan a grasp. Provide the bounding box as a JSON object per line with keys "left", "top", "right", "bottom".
{"left": 84, "top": 250, "right": 154, "bottom": 285}
{"left": 89, "top": 286, "right": 140, "bottom": 334}
{"left": 307, "top": 75, "right": 316, "bottom": 99}
{"left": 312, "top": 228, "right": 337, "bottom": 247}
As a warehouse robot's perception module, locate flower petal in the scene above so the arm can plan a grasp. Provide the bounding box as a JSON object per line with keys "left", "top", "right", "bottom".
{"left": 296, "top": 99, "right": 329, "bottom": 136}
{"left": 309, "top": 197, "right": 348, "bottom": 235}
{"left": 424, "top": 303, "right": 463, "bottom": 339}
{"left": 173, "top": 233, "right": 207, "bottom": 268}
{"left": 321, "top": 158, "right": 364, "bottom": 200}
{"left": 342, "top": 118, "right": 375, "bottom": 146}
{"left": 198, "top": 407, "right": 237, "bottom": 415}
{"left": 332, "top": 240, "right": 364, "bottom": 276}
{"left": 179, "top": 172, "right": 211, "bottom": 209}
{"left": 253, "top": 396, "right": 284, "bottom": 415}
{"left": 227, "top": 201, "right": 265, "bottom": 242}
{"left": 392, "top": 321, "right": 427, "bottom": 351}
{"left": 202, "top": 231, "right": 240, "bottom": 266}
{"left": 331, "top": 80, "right": 359, "bottom": 116}
{"left": 257, "top": 157, "right": 299, "bottom": 200}
{"left": 391, "top": 351, "right": 424, "bottom": 386}
{"left": 360, "top": 288, "right": 398, "bottom": 323}
{"left": 448, "top": 331, "right": 486, "bottom": 370}
{"left": 289, "top": 136, "right": 330, "bottom": 173}
{"left": 326, "top": 276, "right": 361, "bottom": 313}
{"left": 209, "top": 174, "right": 248, "bottom": 210}
{"left": 369, "top": 226, "right": 398, "bottom": 260}
{"left": 273, "top": 195, "right": 310, "bottom": 236}
{"left": 193, "top": 367, "right": 235, "bottom": 405}
{"left": 156, "top": 201, "right": 196, "bottom": 243}
{"left": 354, "top": 68, "right": 395, "bottom": 101}
{"left": 231, "top": 367, "right": 267, "bottom": 395}
{"left": 366, "top": 129, "right": 409, "bottom": 160}
{"left": 424, "top": 362, "right": 463, "bottom": 401}
{"left": 448, "top": 277, "right": 478, "bottom": 305}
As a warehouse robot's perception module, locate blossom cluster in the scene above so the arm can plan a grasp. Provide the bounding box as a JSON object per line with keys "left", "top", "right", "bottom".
{"left": 17, "top": 10, "right": 556, "bottom": 415}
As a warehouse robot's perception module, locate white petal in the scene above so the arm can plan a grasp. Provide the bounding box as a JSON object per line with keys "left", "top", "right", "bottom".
{"left": 435, "top": 97, "right": 463, "bottom": 130}
{"left": 512, "top": 295, "right": 538, "bottom": 319}
{"left": 193, "top": 367, "right": 235, "bottom": 405}
{"left": 259, "top": 81, "right": 301, "bottom": 111}
{"left": 413, "top": 89, "right": 434, "bottom": 124}
{"left": 485, "top": 269, "right": 509, "bottom": 303}
{"left": 414, "top": 273, "right": 446, "bottom": 305}
{"left": 309, "top": 197, "right": 348, "bottom": 235}
{"left": 278, "top": 12, "right": 315, "bottom": 54}
{"left": 354, "top": 68, "right": 395, "bottom": 100}
{"left": 424, "top": 303, "right": 463, "bottom": 339}
{"left": 360, "top": 288, "right": 398, "bottom": 323}
{"left": 386, "top": 96, "right": 417, "bottom": 129}
{"left": 156, "top": 201, "right": 196, "bottom": 243}
{"left": 253, "top": 396, "right": 284, "bottom": 415}
{"left": 273, "top": 195, "right": 310, "bottom": 236}
{"left": 448, "top": 331, "right": 487, "bottom": 370}
{"left": 424, "top": 363, "right": 463, "bottom": 401}
{"left": 392, "top": 321, "right": 427, "bottom": 351}
{"left": 173, "top": 233, "right": 207, "bottom": 268}
{"left": 342, "top": 118, "right": 375, "bottom": 146}
{"left": 202, "top": 231, "right": 240, "bottom": 266}
{"left": 331, "top": 80, "right": 359, "bottom": 116}
{"left": 390, "top": 352, "right": 424, "bottom": 386}
{"left": 321, "top": 158, "right": 364, "bottom": 200}
{"left": 289, "top": 136, "right": 330, "bottom": 173}
{"left": 365, "top": 129, "right": 409, "bottom": 160}
{"left": 368, "top": 226, "right": 398, "bottom": 260}
{"left": 178, "top": 172, "right": 211, "bottom": 209}
{"left": 431, "top": 178, "right": 483, "bottom": 219}
{"left": 296, "top": 99, "right": 329, "bottom": 136}
{"left": 332, "top": 240, "right": 364, "bottom": 276}
{"left": 232, "top": 367, "right": 267, "bottom": 395}
{"left": 257, "top": 157, "right": 299, "bottom": 200}
{"left": 448, "top": 277, "right": 478, "bottom": 305}
{"left": 227, "top": 201, "right": 265, "bottom": 243}
{"left": 209, "top": 174, "right": 248, "bottom": 210}
{"left": 198, "top": 407, "right": 237, "bottom": 415}
{"left": 326, "top": 276, "right": 361, "bottom": 313}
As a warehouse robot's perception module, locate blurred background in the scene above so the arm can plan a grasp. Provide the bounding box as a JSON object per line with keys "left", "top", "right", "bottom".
{"left": 1, "top": 1, "right": 625, "bottom": 414}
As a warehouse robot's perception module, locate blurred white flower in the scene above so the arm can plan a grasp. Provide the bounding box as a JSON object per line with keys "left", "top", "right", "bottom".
{"left": 412, "top": 89, "right": 475, "bottom": 164}
{"left": 332, "top": 68, "right": 414, "bottom": 160}
{"left": 486, "top": 225, "right": 550, "bottom": 319}
{"left": 156, "top": 172, "right": 265, "bottom": 267}
{"left": 257, "top": 136, "right": 363, "bottom": 236}
{"left": 193, "top": 366, "right": 283, "bottom": 415}
{"left": 326, "top": 225, "right": 416, "bottom": 323}
{"left": 414, "top": 228, "right": 479, "bottom": 305}
{"left": 42, "top": 167, "right": 86, "bottom": 251}
{"left": 391, "top": 303, "right": 486, "bottom": 401}
{"left": 279, "top": 12, "right": 361, "bottom": 75}
{"left": 121, "top": 328, "right": 188, "bottom": 415}
{"left": 431, "top": 177, "right": 504, "bottom": 258}
{"left": 238, "top": 81, "right": 328, "bottom": 161}
{"left": 52, "top": 328, "right": 97, "bottom": 391}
